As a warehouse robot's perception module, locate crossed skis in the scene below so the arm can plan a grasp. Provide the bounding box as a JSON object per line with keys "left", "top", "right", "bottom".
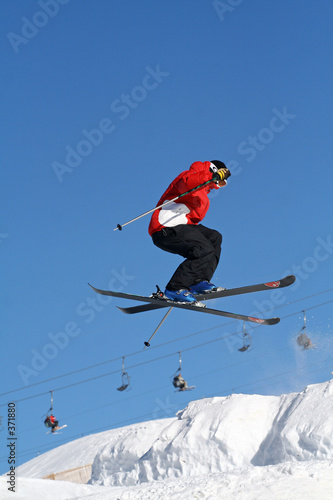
{"left": 89, "top": 275, "right": 296, "bottom": 326}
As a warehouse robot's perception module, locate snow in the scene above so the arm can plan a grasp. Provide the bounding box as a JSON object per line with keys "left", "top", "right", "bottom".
{"left": 2, "top": 380, "right": 333, "bottom": 499}
{"left": 17, "top": 418, "right": 173, "bottom": 481}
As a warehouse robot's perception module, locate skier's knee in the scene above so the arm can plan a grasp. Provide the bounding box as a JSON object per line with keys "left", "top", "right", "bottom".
{"left": 210, "top": 229, "right": 222, "bottom": 247}
{"left": 189, "top": 244, "right": 214, "bottom": 259}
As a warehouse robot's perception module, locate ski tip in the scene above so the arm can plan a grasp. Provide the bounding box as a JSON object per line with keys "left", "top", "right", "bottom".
{"left": 282, "top": 275, "right": 296, "bottom": 286}
{"left": 88, "top": 283, "right": 98, "bottom": 293}
{"left": 248, "top": 316, "right": 280, "bottom": 325}
{"left": 88, "top": 283, "right": 104, "bottom": 295}
{"left": 117, "top": 306, "right": 131, "bottom": 314}
{"left": 264, "top": 275, "right": 296, "bottom": 289}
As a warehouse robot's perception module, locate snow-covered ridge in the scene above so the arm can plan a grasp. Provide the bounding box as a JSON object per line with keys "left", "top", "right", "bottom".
{"left": 91, "top": 380, "right": 333, "bottom": 486}
{"left": 4, "top": 380, "right": 333, "bottom": 499}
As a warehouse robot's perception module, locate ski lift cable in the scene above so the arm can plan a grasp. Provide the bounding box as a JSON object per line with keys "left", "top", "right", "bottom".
{"left": 0, "top": 321, "right": 307, "bottom": 406}
{"left": 0, "top": 347, "right": 156, "bottom": 398}
{"left": 9, "top": 359, "right": 332, "bottom": 466}
{"left": 0, "top": 316, "right": 260, "bottom": 398}
{"left": 1, "top": 296, "right": 333, "bottom": 404}
{"left": 1, "top": 329, "right": 260, "bottom": 406}
{"left": 2, "top": 289, "right": 333, "bottom": 399}
{"left": 25, "top": 342, "right": 295, "bottom": 433}
{"left": 281, "top": 299, "right": 333, "bottom": 321}
{"left": 16, "top": 344, "right": 333, "bottom": 443}
{"left": 8, "top": 334, "right": 333, "bottom": 445}
{"left": 25, "top": 333, "right": 288, "bottom": 434}
{"left": 2, "top": 298, "right": 333, "bottom": 406}
{"left": 8, "top": 354, "right": 333, "bottom": 465}
{"left": 37, "top": 336, "right": 289, "bottom": 429}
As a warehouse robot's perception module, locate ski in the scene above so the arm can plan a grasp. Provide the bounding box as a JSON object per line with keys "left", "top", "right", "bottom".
{"left": 175, "top": 386, "right": 196, "bottom": 392}
{"left": 111, "top": 275, "right": 296, "bottom": 315}
{"left": 47, "top": 424, "right": 67, "bottom": 434}
{"left": 88, "top": 284, "right": 280, "bottom": 325}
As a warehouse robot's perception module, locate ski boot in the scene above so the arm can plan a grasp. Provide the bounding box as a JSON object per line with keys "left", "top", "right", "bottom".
{"left": 190, "top": 280, "right": 225, "bottom": 295}
{"left": 164, "top": 288, "right": 197, "bottom": 303}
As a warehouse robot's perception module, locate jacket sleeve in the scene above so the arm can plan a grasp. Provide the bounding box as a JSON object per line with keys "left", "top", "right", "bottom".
{"left": 175, "top": 161, "right": 215, "bottom": 193}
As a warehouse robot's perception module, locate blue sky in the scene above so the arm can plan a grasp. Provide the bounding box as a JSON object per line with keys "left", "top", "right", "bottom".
{"left": 1, "top": 0, "right": 333, "bottom": 472}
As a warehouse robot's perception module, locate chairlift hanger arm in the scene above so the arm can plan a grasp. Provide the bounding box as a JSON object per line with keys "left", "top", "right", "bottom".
{"left": 48, "top": 390, "right": 54, "bottom": 413}
{"left": 297, "top": 310, "right": 307, "bottom": 334}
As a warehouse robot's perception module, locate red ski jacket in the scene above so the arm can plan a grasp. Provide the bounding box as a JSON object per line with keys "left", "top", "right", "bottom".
{"left": 148, "top": 161, "right": 222, "bottom": 236}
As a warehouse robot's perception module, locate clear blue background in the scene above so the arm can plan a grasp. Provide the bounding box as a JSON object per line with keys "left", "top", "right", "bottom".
{"left": 1, "top": 0, "right": 333, "bottom": 472}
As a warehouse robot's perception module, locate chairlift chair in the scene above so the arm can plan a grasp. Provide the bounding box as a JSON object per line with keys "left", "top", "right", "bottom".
{"left": 171, "top": 352, "right": 195, "bottom": 391}
{"left": 117, "top": 357, "right": 131, "bottom": 391}
{"left": 238, "top": 322, "right": 252, "bottom": 352}
{"left": 41, "top": 391, "right": 66, "bottom": 434}
{"left": 296, "top": 310, "right": 313, "bottom": 350}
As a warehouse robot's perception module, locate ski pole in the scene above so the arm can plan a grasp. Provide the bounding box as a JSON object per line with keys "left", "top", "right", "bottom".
{"left": 144, "top": 307, "right": 173, "bottom": 348}
{"left": 114, "top": 178, "right": 214, "bottom": 231}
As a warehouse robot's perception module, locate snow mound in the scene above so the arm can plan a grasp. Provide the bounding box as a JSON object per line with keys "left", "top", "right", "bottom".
{"left": 91, "top": 380, "right": 333, "bottom": 486}
{"left": 252, "top": 379, "right": 333, "bottom": 465}
{"left": 11, "top": 379, "right": 333, "bottom": 499}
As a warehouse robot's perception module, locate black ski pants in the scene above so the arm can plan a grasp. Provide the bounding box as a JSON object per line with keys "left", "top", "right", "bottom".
{"left": 152, "top": 224, "right": 222, "bottom": 291}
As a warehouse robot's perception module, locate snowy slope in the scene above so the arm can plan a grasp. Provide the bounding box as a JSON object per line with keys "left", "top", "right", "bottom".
{"left": 2, "top": 462, "right": 333, "bottom": 500}
{"left": 92, "top": 394, "right": 281, "bottom": 485}
{"left": 2, "top": 380, "right": 333, "bottom": 499}
{"left": 17, "top": 418, "right": 172, "bottom": 480}
{"left": 91, "top": 381, "right": 333, "bottom": 486}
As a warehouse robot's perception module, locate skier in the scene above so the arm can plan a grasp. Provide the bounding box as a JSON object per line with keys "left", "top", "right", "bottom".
{"left": 44, "top": 414, "right": 60, "bottom": 433}
{"left": 172, "top": 373, "right": 188, "bottom": 391}
{"left": 297, "top": 332, "right": 313, "bottom": 350}
{"left": 148, "top": 161, "right": 231, "bottom": 303}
